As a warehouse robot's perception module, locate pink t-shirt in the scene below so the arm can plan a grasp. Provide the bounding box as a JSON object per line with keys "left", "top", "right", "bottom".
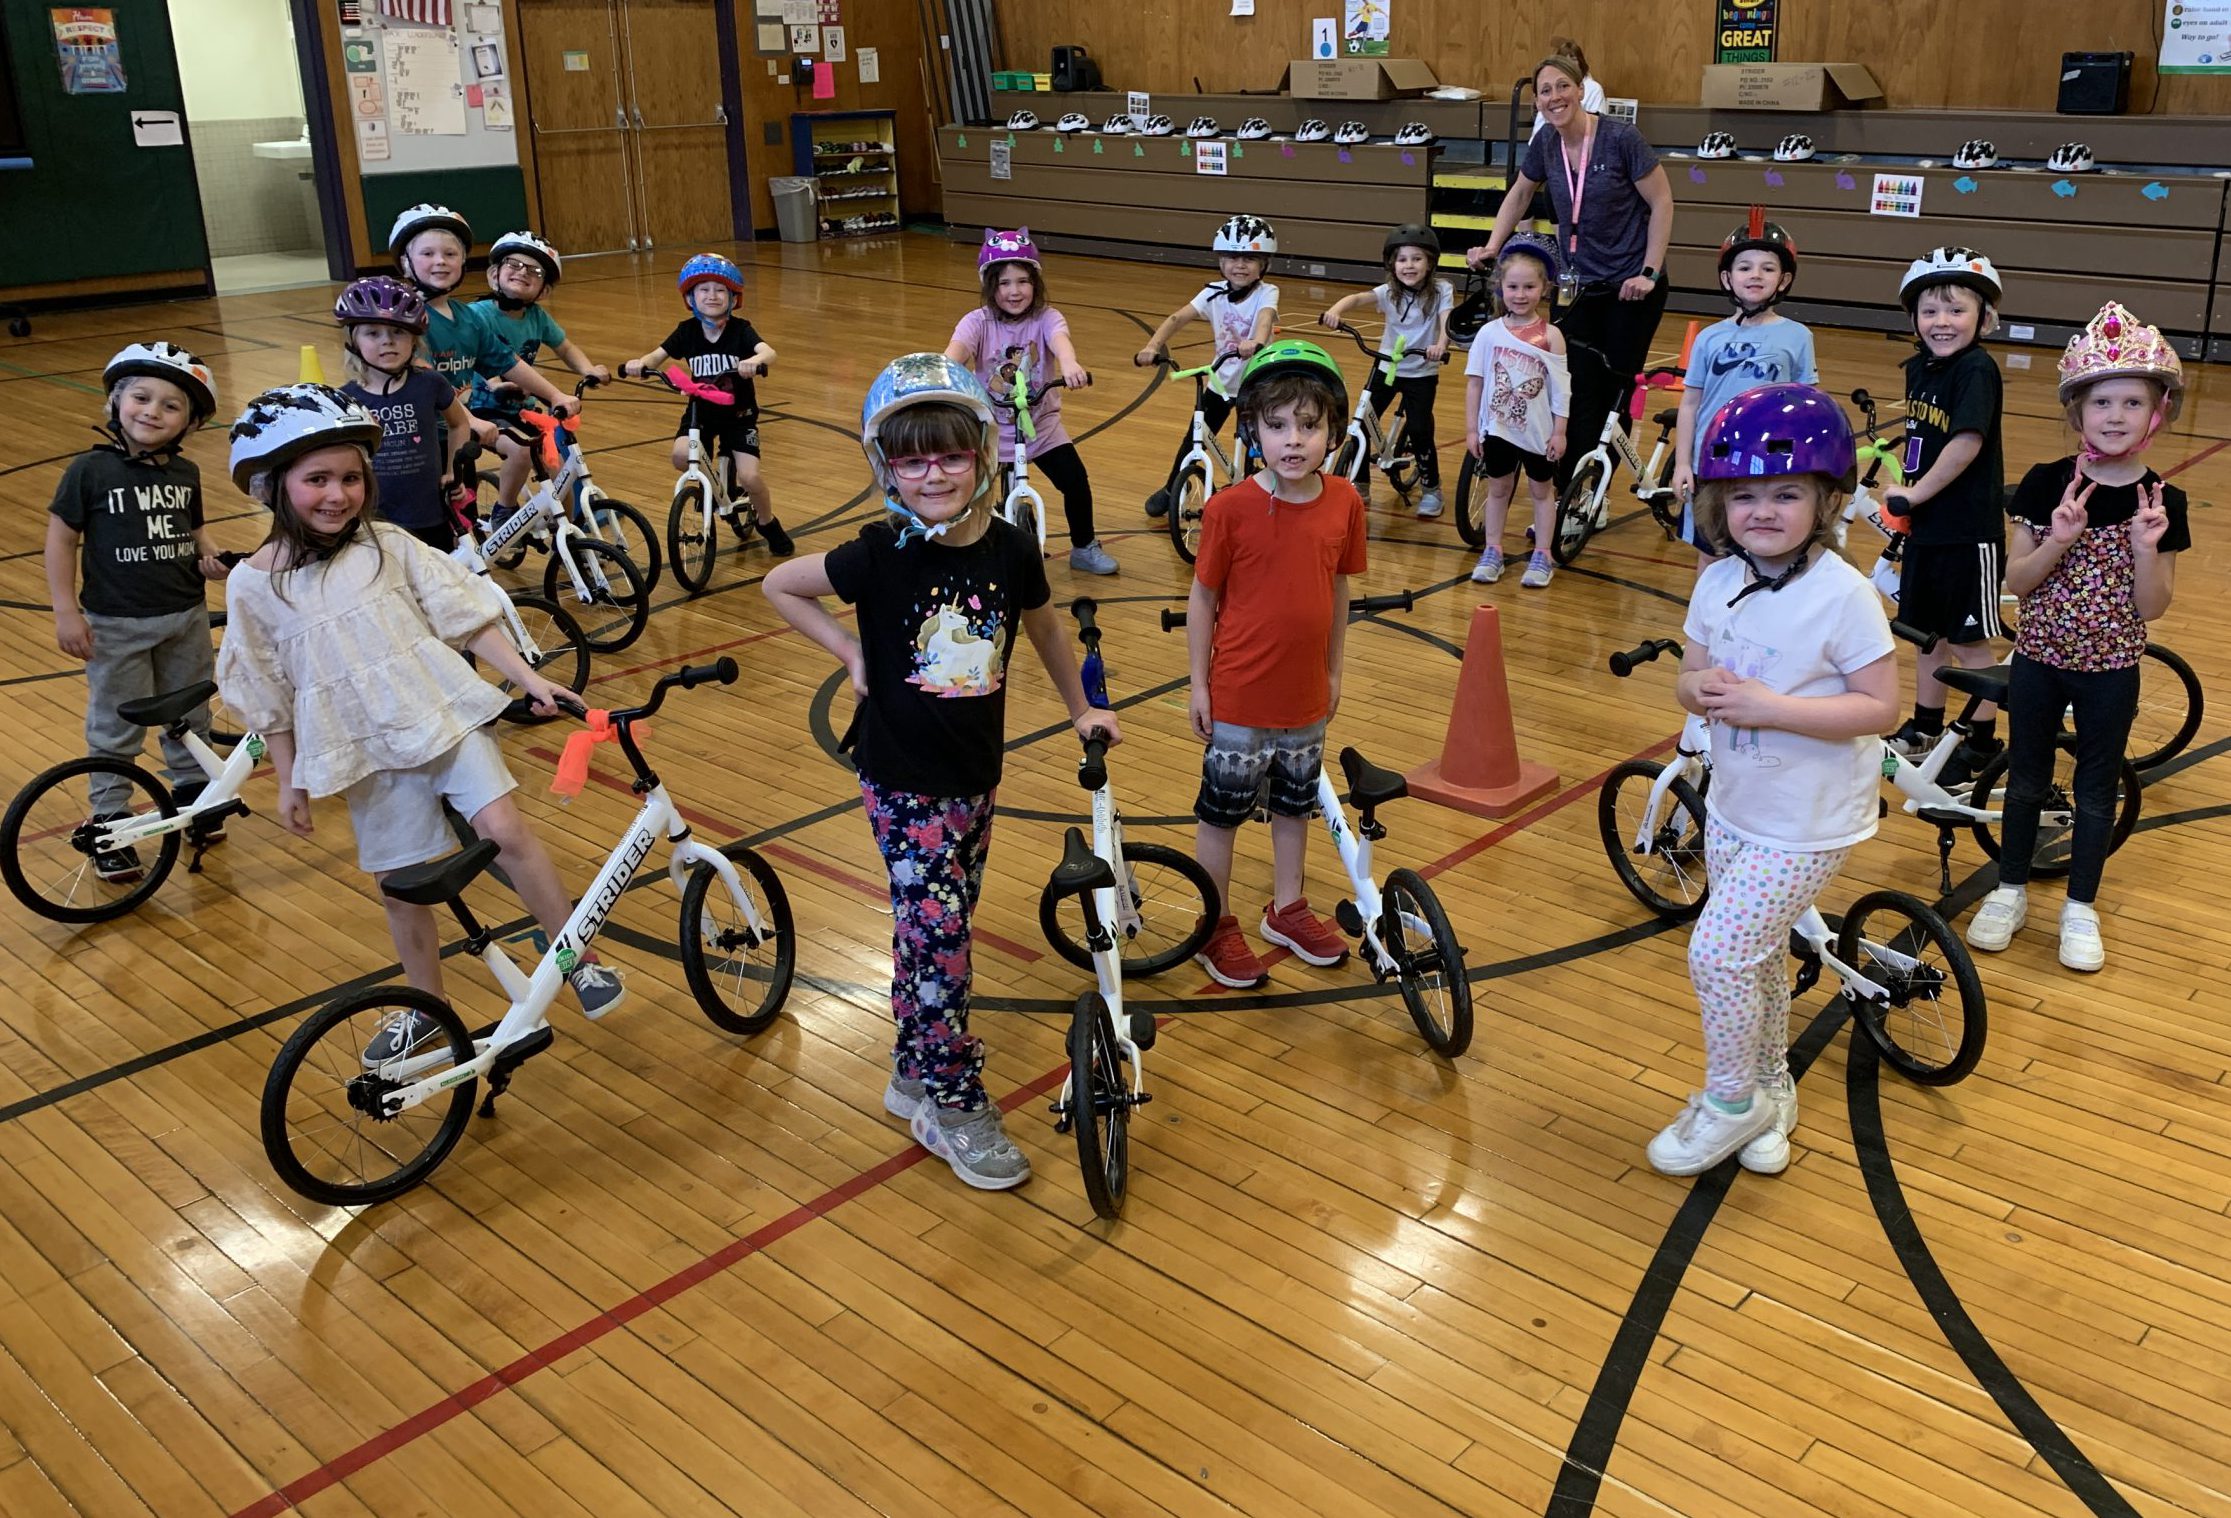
{"left": 950, "top": 305, "right": 1073, "bottom": 459}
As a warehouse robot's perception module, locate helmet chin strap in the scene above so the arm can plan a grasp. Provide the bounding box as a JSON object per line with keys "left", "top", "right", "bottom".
{"left": 1724, "top": 541, "right": 1812, "bottom": 606}
{"left": 890, "top": 473, "right": 993, "bottom": 547}
{"left": 491, "top": 293, "right": 534, "bottom": 312}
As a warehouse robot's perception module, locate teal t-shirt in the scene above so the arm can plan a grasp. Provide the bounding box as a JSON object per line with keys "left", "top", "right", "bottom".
{"left": 465, "top": 300, "right": 567, "bottom": 413}
{"left": 423, "top": 296, "right": 518, "bottom": 395}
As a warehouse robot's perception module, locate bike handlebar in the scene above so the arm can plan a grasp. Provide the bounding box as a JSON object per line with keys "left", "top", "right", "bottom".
{"left": 1890, "top": 620, "right": 1941, "bottom": 654}
{"left": 1070, "top": 596, "right": 1102, "bottom": 646}
{"left": 994, "top": 374, "right": 1087, "bottom": 409}
{"left": 1139, "top": 348, "right": 1246, "bottom": 380}
{"left": 1608, "top": 637, "right": 1683, "bottom": 677}
{"left": 1078, "top": 736, "right": 1109, "bottom": 792}
{"left": 604, "top": 656, "right": 739, "bottom": 727}
{"left": 1330, "top": 321, "right": 1450, "bottom": 369}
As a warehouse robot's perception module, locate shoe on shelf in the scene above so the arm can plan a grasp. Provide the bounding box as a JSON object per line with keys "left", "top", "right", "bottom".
{"left": 89, "top": 813, "right": 143, "bottom": 884}
{"left": 1415, "top": 489, "right": 1444, "bottom": 519}
{"left": 1068, "top": 540, "right": 1119, "bottom": 575}
{"left": 910, "top": 1101, "right": 1031, "bottom": 1190}
{"left": 2059, "top": 901, "right": 2105, "bottom": 973}
{"left": 1144, "top": 487, "right": 1172, "bottom": 519}
{"left": 758, "top": 517, "right": 795, "bottom": 557}
{"left": 1965, "top": 885, "right": 2028, "bottom": 952}
{"left": 1197, "top": 914, "right": 1268, "bottom": 989}
{"left": 1647, "top": 1092, "right": 1775, "bottom": 1177}
{"left": 1887, "top": 717, "right": 1943, "bottom": 761}
{"left": 1519, "top": 550, "right": 1555, "bottom": 589}
{"left": 1737, "top": 1070, "right": 1798, "bottom": 1174}
{"left": 884, "top": 1074, "right": 927, "bottom": 1121}
{"left": 362, "top": 1007, "right": 435, "bottom": 1068}
{"left": 569, "top": 959, "right": 628, "bottom": 1018}
{"left": 1259, "top": 897, "right": 1350, "bottom": 967}
{"left": 1470, "top": 546, "right": 1505, "bottom": 584}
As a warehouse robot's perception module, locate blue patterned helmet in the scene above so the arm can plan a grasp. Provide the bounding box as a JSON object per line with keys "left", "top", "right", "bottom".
{"left": 1496, "top": 231, "right": 1564, "bottom": 287}
{"left": 859, "top": 353, "right": 995, "bottom": 493}
{"left": 677, "top": 253, "right": 743, "bottom": 299}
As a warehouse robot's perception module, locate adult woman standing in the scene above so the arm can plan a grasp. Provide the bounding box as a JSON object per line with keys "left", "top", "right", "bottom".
{"left": 1470, "top": 55, "right": 1675, "bottom": 481}
{"left": 1530, "top": 38, "right": 1607, "bottom": 137}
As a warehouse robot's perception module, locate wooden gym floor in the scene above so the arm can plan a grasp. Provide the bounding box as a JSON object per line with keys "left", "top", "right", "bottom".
{"left": 1, "top": 235, "right": 2227, "bottom": 1518}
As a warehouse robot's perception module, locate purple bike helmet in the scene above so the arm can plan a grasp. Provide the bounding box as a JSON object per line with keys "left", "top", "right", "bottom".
{"left": 978, "top": 226, "right": 1040, "bottom": 273}
{"left": 334, "top": 275, "right": 429, "bottom": 333}
{"left": 1697, "top": 383, "right": 1857, "bottom": 492}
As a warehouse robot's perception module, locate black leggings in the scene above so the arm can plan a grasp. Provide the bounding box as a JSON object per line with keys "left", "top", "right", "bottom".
{"left": 1004, "top": 441, "right": 1096, "bottom": 546}
{"left": 1359, "top": 373, "right": 1441, "bottom": 489}
{"left": 1164, "top": 391, "right": 1237, "bottom": 494}
{"left": 1558, "top": 278, "right": 1671, "bottom": 485}
{"left": 1995, "top": 653, "right": 2139, "bottom": 902}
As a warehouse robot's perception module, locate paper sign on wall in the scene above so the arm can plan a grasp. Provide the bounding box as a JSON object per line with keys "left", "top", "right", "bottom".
{"left": 464, "top": 3, "right": 499, "bottom": 32}
{"left": 1231, "top": 0, "right": 1254, "bottom": 13}
{"left": 384, "top": 27, "right": 467, "bottom": 135}
{"left": 357, "top": 117, "right": 391, "bottom": 160}
{"left": 1195, "top": 139, "right": 1228, "bottom": 174}
{"left": 52, "top": 7, "right": 127, "bottom": 94}
{"left": 563, "top": 49, "right": 589, "bottom": 71}
{"left": 857, "top": 45, "right": 879, "bottom": 82}
{"left": 1311, "top": 17, "right": 1336, "bottom": 58}
{"left": 1870, "top": 172, "right": 1923, "bottom": 217}
{"left": 823, "top": 25, "right": 845, "bottom": 62}
{"left": 811, "top": 60, "right": 836, "bottom": 98}
{"left": 481, "top": 81, "right": 511, "bottom": 127}
{"left": 350, "top": 73, "right": 384, "bottom": 112}
{"left": 989, "top": 138, "right": 1011, "bottom": 179}
{"left": 756, "top": 22, "right": 785, "bottom": 50}
{"left": 470, "top": 40, "right": 503, "bottom": 78}
{"left": 344, "top": 37, "right": 377, "bottom": 71}
{"left": 130, "top": 109, "right": 181, "bottom": 146}
{"left": 817, "top": 0, "right": 840, "bottom": 18}
{"left": 1342, "top": 0, "right": 1388, "bottom": 56}
{"left": 2160, "top": 0, "right": 2231, "bottom": 73}
{"left": 1126, "top": 90, "right": 1149, "bottom": 129}
{"left": 790, "top": 23, "right": 820, "bottom": 52}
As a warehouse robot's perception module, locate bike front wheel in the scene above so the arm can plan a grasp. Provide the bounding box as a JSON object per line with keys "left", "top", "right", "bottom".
{"left": 1836, "top": 890, "right": 1986, "bottom": 1086}
{"left": 1452, "top": 451, "right": 1487, "bottom": 547}
{"left": 2126, "top": 643, "right": 2202, "bottom": 773}
{"left": 1067, "top": 989, "right": 1134, "bottom": 1219}
{"left": 1597, "top": 760, "right": 1710, "bottom": 921}
{"left": 1967, "top": 741, "right": 2141, "bottom": 879}
{"left": 1038, "top": 840, "right": 1218, "bottom": 978}
{"left": 1551, "top": 457, "right": 1605, "bottom": 566}
{"left": 1378, "top": 867, "right": 1473, "bottom": 1057}
{"left": 261, "top": 986, "right": 478, "bottom": 1205}
{"left": 582, "top": 496, "right": 662, "bottom": 595}
{"left": 546, "top": 537, "right": 650, "bottom": 654}
{"left": 1, "top": 758, "right": 182, "bottom": 922}
{"left": 1008, "top": 490, "right": 1045, "bottom": 557}
{"left": 680, "top": 844, "right": 797, "bottom": 1035}
{"left": 668, "top": 479, "right": 718, "bottom": 596}
{"left": 1168, "top": 463, "right": 1210, "bottom": 564}
{"left": 498, "top": 594, "right": 591, "bottom": 724}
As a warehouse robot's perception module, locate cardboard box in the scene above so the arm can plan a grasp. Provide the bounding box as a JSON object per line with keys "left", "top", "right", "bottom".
{"left": 1275, "top": 57, "right": 1439, "bottom": 101}
{"left": 1699, "top": 63, "right": 1882, "bottom": 110}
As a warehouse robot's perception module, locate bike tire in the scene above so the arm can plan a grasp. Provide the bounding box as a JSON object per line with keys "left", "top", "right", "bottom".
{"left": 1332, "top": 433, "right": 1365, "bottom": 483}
{"left": 667, "top": 480, "right": 718, "bottom": 596}
{"left": 497, "top": 594, "right": 591, "bottom": 724}
{"left": 261, "top": 985, "right": 478, "bottom": 1205}
{"left": 2126, "top": 642, "right": 2203, "bottom": 773}
{"left": 1, "top": 758, "right": 182, "bottom": 922}
{"left": 1379, "top": 866, "right": 1473, "bottom": 1057}
{"left": 545, "top": 537, "right": 650, "bottom": 654}
{"left": 679, "top": 844, "right": 796, "bottom": 1036}
{"left": 1836, "top": 890, "right": 1987, "bottom": 1086}
{"left": 1168, "top": 464, "right": 1210, "bottom": 564}
{"left": 1038, "top": 840, "right": 1219, "bottom": 978}
{"left": 1967, "top": 741, "right": 2141, "bottom": 880}
{"left": 1010, "top": 492, "right": 1044, "bottom": 557}
{"left": 1067, "top": 989, "right": 1133, "bottom": 1219}
{"left": 1551, "top": 458, "right": 1605, "bottom": 567}
{"left": 584, "top": 496, "right": 662, "bottom": 596}
{"left": 1452, "top": 452, "right": 1487, "bottom": 548}
{"left": 1597, "top": 760, "right": 1711, "bottom": 922}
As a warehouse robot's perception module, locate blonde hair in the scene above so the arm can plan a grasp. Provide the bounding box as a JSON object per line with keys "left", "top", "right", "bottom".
{"left": 339, "top": 325, "right": 420, "bottom": 387}
{"left": 1690, "top": 475, "right": 1841, "bottom": 555}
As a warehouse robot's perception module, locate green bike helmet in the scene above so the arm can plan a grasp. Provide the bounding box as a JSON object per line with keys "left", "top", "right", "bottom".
{"left": 1235, "top": 338, "right": 1348, "bottom": 464}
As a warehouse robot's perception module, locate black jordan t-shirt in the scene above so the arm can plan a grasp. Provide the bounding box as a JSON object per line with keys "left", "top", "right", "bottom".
{"left": 660, "top": 317, "right": 764, "bottom": 418}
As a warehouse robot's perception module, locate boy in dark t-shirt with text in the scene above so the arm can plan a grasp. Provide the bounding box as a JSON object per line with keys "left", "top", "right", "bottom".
{"left": 44, "top": 343, "right": 231, "bottom": 878}
{"left": 619, "top": 252, "right": 793, "bottom": 556}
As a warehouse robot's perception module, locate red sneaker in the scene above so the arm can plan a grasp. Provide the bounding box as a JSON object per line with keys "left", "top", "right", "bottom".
{"left": 1197, "top": 914, "right": 1269, "bottom": 989}
{"left": 1260, "top": 897, "right": 1350, "bottom": 967}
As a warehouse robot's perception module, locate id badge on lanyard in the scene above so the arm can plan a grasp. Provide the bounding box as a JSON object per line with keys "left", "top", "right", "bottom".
{"left": 1560, "top": 123, "right": 1592, "bottom": 300}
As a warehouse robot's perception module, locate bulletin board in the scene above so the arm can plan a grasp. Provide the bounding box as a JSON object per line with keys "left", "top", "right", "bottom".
{"left": 345, "top": 0, "right": 519, "bottom": 176}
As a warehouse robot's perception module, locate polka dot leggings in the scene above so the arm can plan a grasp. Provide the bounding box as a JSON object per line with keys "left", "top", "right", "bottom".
{"left": 1688, "top": 818, "right": 1850, "bottom": 1105}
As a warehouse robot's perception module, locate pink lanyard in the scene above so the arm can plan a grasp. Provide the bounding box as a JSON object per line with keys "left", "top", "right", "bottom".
{"left": 1560, "top": 120, "right": 1595, "bottom": 255}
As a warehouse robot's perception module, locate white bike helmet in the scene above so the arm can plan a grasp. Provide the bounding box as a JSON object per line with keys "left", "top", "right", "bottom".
{"left": 1697, "top": 131, "right": 1736, "bottom": 160}
{"left": 488, "top": 230, "right": 562, "bottom": 284}
{"left": 1332, "top": 120, "right": 1370, "bottom": 146}
{"left": 1772, "top": 134, "right": 1815, "bottom": 162}
{"left": 1212, "top": 214, "right": 1276, "bottom": 255}
{"left": 2047, "top": 142, "right": 2095, "bottom": 173}
{"left": 1099, "top": 113, "right": 1134, "bottom": 135}
{"left": 1294, "top": 118, "right": 1331, "bottom": 142}
{"left": 1005, "top": 109, "right": 1039, "bottom": 131}
{"left": 1236, "top": 117, "right": 1273, "bottom": 140}
{"left": 103, "top": 341, "right": 218, "bottom": 421}
{"left": 1054, "top": 111, "right": 1091, "bottom": 133}
{"left": 386, "top": 202, "right": 470, "bottom": 255}
{"left": 1139, "top": 113, "right": 1175, "bottom": 137}
{"left": 1899, "top": 246, "right": 2004, "bottom": 311}
{"left": 1951, "top": 139, "right": 1998, "bottom": 170}
{"left": 1186, "top": 116, "right": 1221, "bottom": 138}
{"left": 1392, "top": 121, "right": 1435, "bottom": 147}
{"left": 227, "top": 383, "right": 383, "bottom": 493}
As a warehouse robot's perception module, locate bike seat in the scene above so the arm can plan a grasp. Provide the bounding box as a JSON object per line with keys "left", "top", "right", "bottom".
{"left": 1340, "top": 746, "right": 1408, "bottom": 810}
{"left": 1935, "top": 664, "right": 2011, "bottom": 704}
{"left": 380, "top": 838, "right": 501, "bottom": 906}
{"left": 1046, "top": 826, "right": 1116, "bottom": 900}
{"left": 116, "top": 682, "right": 217, "bottom": 729}
{"left": 1653, "top": 407, "right": 1679, "bottom": 429}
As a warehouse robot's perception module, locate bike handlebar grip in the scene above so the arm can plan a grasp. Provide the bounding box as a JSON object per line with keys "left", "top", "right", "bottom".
{"left": 1850, "top": 387, "right": 1872, "bottom": 408}
{"left": 217, "top": 550, "right": 251, "bottom": 568}
{"left": 679, "top": 657, "right": 740, "bottom": 689}
{"left": 552, "top": 692, "right": 590, "bottom": 719}
{"left": 1078, "top": 737, "right": 1109, "bottom": 792}
{"left": 1160, "top": 608, "right": 1189, "bottom": 632}
{"left": 1351, "top": 591, "right": 1414, "bottom": 614}
{"left": 1889, "top": 620, "right": 1941, "bottom": 653}
{"left": 1070, "top": 596, "right": 1101, "bottom": 639}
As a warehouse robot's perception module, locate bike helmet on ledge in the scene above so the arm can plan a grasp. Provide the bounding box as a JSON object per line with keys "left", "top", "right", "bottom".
{"left": 1054, "top": 112, "right": 1091, "bottom": 133}
{"left": 1004, "top": 109, "right": 1039, "bottom": 131}
{"left": 103, "top": 341, "right": 218, "bottom": 421}
{"left": 2047, "top": 142, "right": 2096, "bottom": 173}
{"left": 1186, "top": 116, "right": 1221, "bottom": 139}
{"left": 1332, "top": 120, "right": 1371, "bottom": 146}
{"left": 1772, "top": 134, "right": 1815, "bottom": 162}
{"left": 1696, "top": 382, "right": 1857, "bottom": 493}
{"left": 1899, "top": 246, "right": 2002, "bottom": 311}
{"left": 1294, "top": 118, "right": 1332, "bottom": 142}
{"left": 1951, "top": 138, "right": 1998, "bottom": 170}
{"left": 1099, "top": 113, "right": 1134, "bottom": 135}
{"left": 1236, "top": 117, "right": 1273, "bottom": 140}
{"left": 1393, "top": 121, "right": 1435, "bottom": 147}
{"left": 1212, "top": 214, "right": 1276, "bottom": 255}
{"left": 1696, "top": 131, "right": 1736, "bottom": 160}
{"left": 1139, "top": 113, "right": 1175, "bottom": 136}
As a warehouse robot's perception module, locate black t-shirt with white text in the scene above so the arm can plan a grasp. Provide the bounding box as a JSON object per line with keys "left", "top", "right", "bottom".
{"left": 344, "top": 369, "right": 456, "bottom": 531}
{"left": 48, "top": 447, "right": 206, "bottom": 617}
{"left": 823, "top": 517, "right": 1050, "bottom": 797}
{"left": 1900, "top": 345, "right": 2005, "bottom": 546}
{"left": 2007, "top": 458, "right": 2191, "bottom": 549}
{"left": 661, "top": 316, "right": 763, "bottom": 419}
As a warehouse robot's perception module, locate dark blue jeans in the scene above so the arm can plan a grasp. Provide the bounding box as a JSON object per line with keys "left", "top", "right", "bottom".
{"left": 1995, "top": 654, "right": 2138, "bottom": 902}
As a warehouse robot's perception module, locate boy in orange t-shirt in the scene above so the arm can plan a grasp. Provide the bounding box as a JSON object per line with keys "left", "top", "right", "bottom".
{"left": 1184, "top": 340, "right": 1368, "bottom": 988}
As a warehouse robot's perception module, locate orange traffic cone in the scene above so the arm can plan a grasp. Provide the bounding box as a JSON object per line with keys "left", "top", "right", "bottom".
{"left": 298, "top": 344, "right": 327, "bottom": 385}
{"left": 1405, "top": 604, "right": 1557, "bottom": 817}
{"left": 1675, "top": 318, "right": 1702, "bottom": 379}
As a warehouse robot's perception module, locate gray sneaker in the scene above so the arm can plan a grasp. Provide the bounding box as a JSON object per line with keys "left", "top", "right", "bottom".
{"left": 569, "top": 960, "right": 628, "bottom": 1018}
{"left": 1470, "top": 546, "right": 1505, "bottom": 584}
{"left": 362, "top": 1008, "right": 435, "bottom": 1068}
{"left": 1068, "top": 540, "right": 1120, "bottom": 576}
{"left": 910, "top": 1101, "right": 1031, "bottom": 1190}
{"left": 1519, "top": 550, "right": 1555, "bottom": 589}
{"left": 1415, "top": 489, "right": 1444, "bottom": 519}
{"left": 884, "top": 1074, "right": 926, "bottom": 1120}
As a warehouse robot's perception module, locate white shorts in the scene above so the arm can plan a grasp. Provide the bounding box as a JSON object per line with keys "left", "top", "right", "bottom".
{"left": 342, "top": 728, "right": 518, "bottom": 874}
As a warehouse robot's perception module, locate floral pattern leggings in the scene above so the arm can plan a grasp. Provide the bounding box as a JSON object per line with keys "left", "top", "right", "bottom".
{"left": 1689, "top": 818, "right": 1850, "bottom": 1105}
{"left": 861, "top": 779, "right": 998, "bottom": 1112}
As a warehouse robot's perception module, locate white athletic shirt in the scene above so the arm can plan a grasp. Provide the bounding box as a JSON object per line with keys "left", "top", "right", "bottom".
{"left": 1191, "top": 280, "right": 1281, "bottom": 398}
{"left": 1465, "top": 315, "right": 1571, "bottom": 457}
{"left": 1682, "top": 550, "right": 1895, "bottom": 852}
{"left": 1370, "top": 279, "right": 1453, "bottom": 379}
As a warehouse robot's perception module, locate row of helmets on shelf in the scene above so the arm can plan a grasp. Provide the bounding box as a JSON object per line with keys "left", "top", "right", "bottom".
{"left": 1695, "top": 132, "right": 2101, "bottom": 172}
{"left": 1004, "top": 110, "right": 1435, "bottom": 147}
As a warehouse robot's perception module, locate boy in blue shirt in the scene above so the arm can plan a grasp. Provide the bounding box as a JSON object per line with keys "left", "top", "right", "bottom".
{"left": 468, "top": 231, "right": 610, "bottom": 517}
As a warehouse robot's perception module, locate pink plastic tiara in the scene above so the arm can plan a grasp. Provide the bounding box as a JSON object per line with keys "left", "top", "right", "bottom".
{"left": 2058, "top": 300, "right": 2181, "bottom": 394}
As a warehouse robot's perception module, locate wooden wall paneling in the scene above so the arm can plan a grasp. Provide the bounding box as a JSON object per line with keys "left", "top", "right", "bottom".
{"left": 624, "top": 0, "right": 736, "bottom": 249}
{"left": 499, "top": 0, "right": 545, "bottom": 232}
{"left": 943, "top": 196, "right": 1411, "bottom": 266}
{"left": 304, "top": 0, "right": 373, "bottom": 270}
{"left": 515, "top": 0, "right": 638, "bottom": 254}
{"left": 1670, "top": 161, "right": 2224, "bottom": 229}
{"left": 1661, "top": 248, "right": 2212, "bottom": 328}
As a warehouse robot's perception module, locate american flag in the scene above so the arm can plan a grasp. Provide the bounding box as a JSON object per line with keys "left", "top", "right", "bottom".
{"left": 379, "top": 0, "right": 451, "bottom": 25}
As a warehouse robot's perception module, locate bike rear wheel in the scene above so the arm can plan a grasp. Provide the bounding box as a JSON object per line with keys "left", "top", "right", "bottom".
{"left": 1168, "top": 463, "right": 1210, "bottom": 564}
{"left": 1, "top": 758, "right": 182, "bottom": 922}
{"left": 668, "top": 480, "right": 719, "bottom": 596}
{"left": 1836, "top": 890, "right": 1986, "bottom": 1086}
{"left": 1067, "top": 989, "right": 1133, "bottom": 1219}
{"left": 1038, "top": 840, "right": 1218, "bottom": 977}
{"left": 261, "top": 986, "right": 478, "bottom": 1205}
{"left": 546, "top": 537, "right": 650, "bottom": 654}
{"left": 1452, "top": 452, "right": 1487, "bottom": 547}
{"left": 1379, "top": 867, "right": 1473, "bottom": 1057}
{"left": 1551, "top": 458, "right": 1605, "bottom": 566}
{"left": 1597, "top": 760, "right": 1710, "bottom": 921}
{"left": 1968, "top": 741, "right": 2141, "bottom": 879}
{"left": 498, "top": 594, "right": 591, "bottom": 724}
{"left": 2124, "top": 642, "right": 2202, "bottom": 773}
{"left": 679, "top": 844, "right": 796, "bottom": 1035}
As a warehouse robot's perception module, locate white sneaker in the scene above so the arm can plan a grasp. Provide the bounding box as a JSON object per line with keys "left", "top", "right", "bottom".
{"left": 1965, "top": 886, "right": 2028, "bottom": 952}
{"left": 1470, "top": 546, "right": 1505, "bottom": 584}
{"left": 1737, "top": 1073, "right": 1798, "bottom": 1174}
{"left": 2059, "top": 902, "right": 2105, "bottom": 972}
{"left": 1519, "top": 550, "right": 1554, "bottom": 589}
{"left": 1647, "top": 1092, "right": 1775, "bottom": 1177}
{"left": 1415, "top": 489, "right": 1444, "bottom": 519}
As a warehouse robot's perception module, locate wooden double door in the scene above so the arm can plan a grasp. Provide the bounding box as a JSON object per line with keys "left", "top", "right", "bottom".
{"left": 516, "top": 0, "right": 736, "bottom": 254}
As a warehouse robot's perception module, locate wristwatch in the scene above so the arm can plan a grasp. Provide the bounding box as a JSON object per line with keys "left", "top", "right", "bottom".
{"left": 1640, "top": 265, "right": 1664, "bottom": 283}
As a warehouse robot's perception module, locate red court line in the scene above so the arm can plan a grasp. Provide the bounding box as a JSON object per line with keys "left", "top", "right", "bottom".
{"left": 2162, "top": 438, "right": 2228, "bottom": 481}
{"left": 229, "top": 1062, "right": 1076, "bottom": 1518}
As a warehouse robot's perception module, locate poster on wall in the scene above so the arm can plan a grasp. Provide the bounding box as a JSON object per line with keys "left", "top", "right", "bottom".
{"left": 1870, "top": 172, "right": 1923, "bottom": 218}
{"left": 383, "top": 26, "right": 467, "bottom": 134}
{"left": 51, "top": 8, "right": 127, "bottom": 94}
{"left": 824, "top": 25, "right": 846, "bottom": 62}
{"left": 481, "top": 82, "right": 512, "bottom": 128}
{"left": 1341, "top": 0, "right": 1387, "bottom": 56}
{"left": 2160, "top": 0, "right": 2231, "bottom": 72}
{"left": 1714, "top": 0, "right": 1777, "bottom": 63}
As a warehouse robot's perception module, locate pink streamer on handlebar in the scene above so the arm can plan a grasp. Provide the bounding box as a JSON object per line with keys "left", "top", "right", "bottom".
{"left": 662, "top": 363, "right": 739, "bottom": 407}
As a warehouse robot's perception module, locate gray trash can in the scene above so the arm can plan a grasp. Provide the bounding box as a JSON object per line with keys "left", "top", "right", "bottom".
{"left": 771, "top": 176, "right": 818, "bottom": 243}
